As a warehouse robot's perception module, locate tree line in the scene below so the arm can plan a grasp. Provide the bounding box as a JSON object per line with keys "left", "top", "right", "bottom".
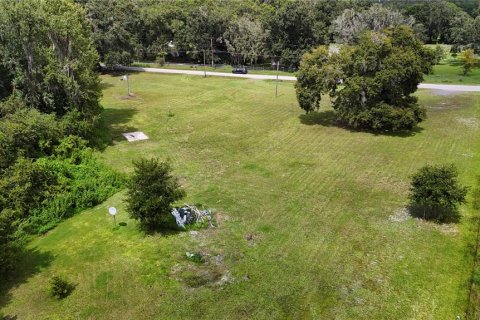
{"left": 0, "top": 0, "right": 124, "bottom": 277}
{"left": 76, "top": 0, "right": 480, "bottom": 67}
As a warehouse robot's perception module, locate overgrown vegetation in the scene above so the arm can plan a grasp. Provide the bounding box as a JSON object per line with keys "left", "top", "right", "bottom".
{"left": 0, "top": 0, "right": 101, "bottom": 134}
{"left": 0, "top": 136, "right": 125, "bottom": 274}
{"left": 0, "top": 0, "right": 123, "bottom": 278}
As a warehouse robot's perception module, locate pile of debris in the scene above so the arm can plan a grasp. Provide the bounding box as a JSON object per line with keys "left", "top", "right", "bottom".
{"left": 171, "top": 204, "right": 213, "bottom": 229}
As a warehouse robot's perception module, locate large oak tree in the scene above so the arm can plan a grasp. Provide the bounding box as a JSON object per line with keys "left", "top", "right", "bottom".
{"left": 296, "top": 26, "right": 435, "bottom": 132}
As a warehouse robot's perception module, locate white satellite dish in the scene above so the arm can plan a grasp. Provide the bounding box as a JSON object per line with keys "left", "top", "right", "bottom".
{"left": 108, "top": 207, "right": 117, "bottom": 216}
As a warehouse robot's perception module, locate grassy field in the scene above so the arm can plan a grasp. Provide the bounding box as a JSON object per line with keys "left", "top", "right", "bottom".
{"left": 2, "top": 73, "right": 480, "bottom": 319}
{"left": 424, "top": 46, "right": 480, "bottom": 85}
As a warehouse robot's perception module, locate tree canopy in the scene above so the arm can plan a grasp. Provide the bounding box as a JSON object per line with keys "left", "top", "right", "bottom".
{"left": 0, "top": 0, "right": 101, "bottom": 120}
{"left": 296, "top": 26, "right": 435, "bottom": 132}
{"left": 331, "top": 4, "right": 416, "bottom": 44}
{"left": 409, "top": 164, "right": 468, "bottom": 222}
{"left": 126, "top": 158, "right": 185, "bottom": 230}
{"left": 75, "top": 0, "right": 477, "bottom": 68}
{"left": 0, "top": 0, "right": 117, "bottom": 277}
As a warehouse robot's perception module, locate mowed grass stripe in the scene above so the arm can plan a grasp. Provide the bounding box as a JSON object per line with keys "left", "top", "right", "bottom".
{"left": 103, "top": 75, "right": 477, "bottom": 319}
{"left": 2, "top": 73, "right": 479, "bottom": 319}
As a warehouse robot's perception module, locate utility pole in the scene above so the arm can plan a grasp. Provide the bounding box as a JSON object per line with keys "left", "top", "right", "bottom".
{"left": 121, "top": 74, "right": 131, "bottom": 96}
{"left": 275, "top": 61, "right": 280, "bottom": 97}
{"left": 203, "top": 50, "right": 207, "bottom": 78}
{"left": 210, "top": 38, "right": 214, "bottom": 69}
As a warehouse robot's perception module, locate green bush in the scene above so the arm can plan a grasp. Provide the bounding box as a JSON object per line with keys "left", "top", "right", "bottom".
{"left": 0, "top": 209, "right": 20, "bottom": 276}
{"left": 54, "top": 135, "right": 90, "bottom": 164}
{"left": 60, "top": 110, "right": 101, "bottom": 142}
{"left": 0, "top": 158, "right": 58, "bottom": 217}
{"left": 27, "top": 150, "right": 125, "bottom": 233}
{"left": 0, "top": 108, "right": 62, "bottom": 170}
{"left": 409, "top": 164, "right": 468, "bottom": 222}
{"left": 155, "top": 51, "right": 166, "bottom": 66}
{"left": 49, "top": 276, "right": 76, "bottom": 299}
{"left": 473, "top": 267, "right": 480, "bottom": 286}
{"left": 0, "top": 136, "right": 125, "bottom": 234}
{"left": 126, "top": 158, "right": 185, "bottom": 230}
{"left": 434, "top": 45, "right": 445, "bottom": 64}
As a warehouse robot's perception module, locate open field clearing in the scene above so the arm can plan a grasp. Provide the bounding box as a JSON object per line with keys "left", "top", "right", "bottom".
{"left": 2, "top": 73, "right": 480, "bottom": 319}
{"left": 425, "top": 59, "right": 480, "bottom": 85}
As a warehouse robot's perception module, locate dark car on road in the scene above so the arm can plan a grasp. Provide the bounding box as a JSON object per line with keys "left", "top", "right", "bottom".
{"left": 232, "top": 67, "right": 248, "bottom": 74}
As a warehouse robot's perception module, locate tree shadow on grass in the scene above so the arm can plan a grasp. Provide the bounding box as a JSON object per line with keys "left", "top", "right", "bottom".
{"left": 408, "top": 205, "right": 461, "bottom": 224}
{"left": 299, "top": 110, "right": 338, "bottom": 127}
{"left": 102, "top": 70, "right": 142, "bottom": 77}
{"left": 0, "top": 247, "right": 53, "bottom": 313}
{"left": 94, "top": 108, "right": 139, "bottom": 150}
{"left": 141, "top": 224, "right": 182, "bottom": 238}
{"left": 298, "top": 110, "right": 424, "bottom": 138}
{"left": 99, "top": 81, "right": 115, "bottom": 90}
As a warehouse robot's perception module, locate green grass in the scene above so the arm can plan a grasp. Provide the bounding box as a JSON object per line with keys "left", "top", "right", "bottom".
{"left": 421, "top": 45, "right": 479, "bottom": 85}
{"left": 2, "top": 73, "right": 480, "bottom": 319}
{"left": 425, "top": 61, "right": 480, "bottom": 85}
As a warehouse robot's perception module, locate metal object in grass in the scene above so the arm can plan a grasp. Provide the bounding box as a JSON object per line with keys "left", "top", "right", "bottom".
{"left": 122, "top": 131, "right": 149, "bottom": 142}
{"left": 171, "top": 204, "right": 213, "bottom": 229}
{"left": 108, "top": 206, "right": 117, "bottom": 226}
{"left": 120, "top": 74, "right": 131, "bottom": 96}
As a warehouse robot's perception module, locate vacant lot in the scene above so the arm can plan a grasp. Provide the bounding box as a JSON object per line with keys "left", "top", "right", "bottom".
{"left": 2, "top": 73, "right": 480, "bottom": 319}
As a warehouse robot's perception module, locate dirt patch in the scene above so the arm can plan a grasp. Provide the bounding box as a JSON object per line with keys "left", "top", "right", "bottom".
{"left": 457, "top": 117, "right": 480, "bottom": 129}
{"left": 416, "top": 219, "right": 459, "bottom": 235}
{"left": 430, "top": 89, "right": 460, "bottom": 96}
{"left": 389, "top": 207, "right": 411, "bottom": 223}
{"left": 170, "top": 251, "right": 234, "bottom": 289}
{"left": 214, "top": 212, "right": 229, "bottom": 226}
{"left": 120, "top": 93, "right": 137, "bottom": 100}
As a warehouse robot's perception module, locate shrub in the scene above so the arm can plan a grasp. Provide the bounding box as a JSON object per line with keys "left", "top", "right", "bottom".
{"left": 0, "top": 158, "right": 58, "bottom": 217}
{"left": 473, "top": 268, "right": 480, "bottom": 286}
{"left": 461, "top": 49, "right": 477, "bottom": 75}
{"left": 27, "top": 149, "right": 125, "bottom": 233}
{"left": 155, "top": 51, "right": 166, "bottom": 66}
{"left": 409, "top": 164, "right": 468, "bottom": 222}
{"left": 49, "top": 276, "right": 75, "bottom": 299}
{"left": 434, "top": 45, "right": 445, "bottom": 64}
{"left": 0, "top": 209, "right": 20, "bottom": 276}
{"left": 54, "top": 135, "right": 90, "bottom": 164}
{"left": 0, "top": 136, "right": 125, "bottom": 234}
{"left": 0, "top": 108, "right": 62, "bottom": 170}
{"left": 126, "top": 158, "right": 185, "bottom": 230}
{"left": 60, "top": 110, "right": 101, "bottom": 142}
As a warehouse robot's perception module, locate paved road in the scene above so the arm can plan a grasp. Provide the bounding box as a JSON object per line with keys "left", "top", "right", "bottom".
{"left": 119, "top": 66, "right": 480, "bottom": 92}
{"left": 120, "top": 66, "right": 297, "bottom": 81}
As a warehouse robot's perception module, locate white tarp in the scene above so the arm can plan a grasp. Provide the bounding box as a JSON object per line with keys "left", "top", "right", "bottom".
{"left": 122, "top": 131, "right": 149, "bottom": 142}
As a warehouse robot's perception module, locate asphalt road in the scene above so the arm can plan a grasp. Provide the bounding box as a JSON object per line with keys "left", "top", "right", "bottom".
{"left": 119, "top": 66, "right": 480, "bottom": 92}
